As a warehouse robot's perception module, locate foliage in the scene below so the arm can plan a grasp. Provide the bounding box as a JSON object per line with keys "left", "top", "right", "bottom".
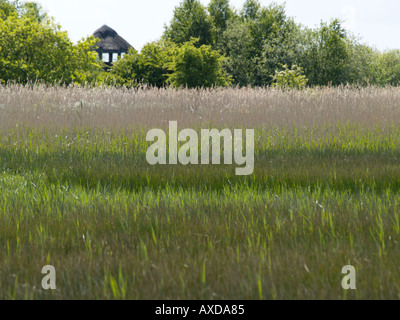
{"left": 219, "top": 2, "right": 301, "bottom": 87}
{"left": 374, "top": 50, "right": 400, "bottom": 86}
{"left": 272, "top": 64, "right": 308, "bottom": 89}
{"left": 0, "top": 0, "right": 16, "bottom": 19}
{"left": 343, "top": 40, "right": 378, "bottom": 86}
{"left": 165, "top": 38, "right": 232, "bottom": 88}
{"left": 138, "top": 41, "right": 172, "bottom": 87}
{"left": 241, "top": 0, "right": 260, "bottom": 21}
{"left": 163, "top": 0, "right": 214, "bottom": 46}
{"left": 106, "top": 48, "right": 142, "bottom": 87}
{"left": 299, "top": 19, "right": 350, "bottom": 86}
{"left": 0, "top": 2, "right": 101, "bottom": 85}
{"left": 109, "top": 38, "right": 232, "bottom": 88}
{"left": 2, "top": 0, "right": 400, "bottom": 88}
{"left": 108, "top": 41, "right": 172, "bottom": 87}
{"left": 208, "top": 0, "right": 236, "bottom": 44}
{"left": 19, "top": 1, "right": 47, "bottom": 22}
{"left": 260, "top": 18, "right": 303, "bottom": 86}
{"left": 218, "top": 20, "right": 254, "bottom": 86}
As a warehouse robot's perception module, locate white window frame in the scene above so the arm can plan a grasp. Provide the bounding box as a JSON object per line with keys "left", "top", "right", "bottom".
{"left": 102, "top": 53, "right": 110, "bottom": 63}
{"left": 112, "top": 53, "right": 119, "bottom": 63}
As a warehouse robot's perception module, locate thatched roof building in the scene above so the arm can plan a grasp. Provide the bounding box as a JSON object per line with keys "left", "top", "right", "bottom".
{"left": 93, "top": 25, "right": 134, "bottom": 66}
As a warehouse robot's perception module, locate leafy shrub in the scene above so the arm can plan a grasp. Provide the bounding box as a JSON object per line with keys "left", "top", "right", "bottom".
{"left": 166, "top": 38, "right": 232, "bottom": 88}
{"left": 272, "top": 64, "right": 308, "bottom": 89}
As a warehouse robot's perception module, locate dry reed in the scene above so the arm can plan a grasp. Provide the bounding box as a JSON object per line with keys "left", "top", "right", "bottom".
{"left": 1, "top": 84, "right": 400, "bottom": 131}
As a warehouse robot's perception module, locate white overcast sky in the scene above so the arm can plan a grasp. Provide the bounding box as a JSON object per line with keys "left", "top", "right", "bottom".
{"left": 34, "top": 0, "right": 400, "bottom": 51}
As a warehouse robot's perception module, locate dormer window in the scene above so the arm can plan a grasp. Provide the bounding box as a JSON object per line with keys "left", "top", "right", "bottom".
{"left": 112, "top": 53, "right": 119, "bottom": 63}
{"left": 121, "top": 52, "right": 126, "bottom": 59}
{"left": 102, "top": 53, "right": 110, "bottom": 63}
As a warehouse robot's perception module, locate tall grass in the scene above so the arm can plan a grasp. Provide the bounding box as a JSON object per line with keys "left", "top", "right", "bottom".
{"left": 2, "top": 83, "right": 400, "bottom": 130}
{"left": 0, "top": 84, "right": 400, "bottom": 299}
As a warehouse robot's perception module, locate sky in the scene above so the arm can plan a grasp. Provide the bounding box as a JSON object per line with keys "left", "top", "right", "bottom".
{"left": 34, "top": 0, "right": 400, "bottom": 52}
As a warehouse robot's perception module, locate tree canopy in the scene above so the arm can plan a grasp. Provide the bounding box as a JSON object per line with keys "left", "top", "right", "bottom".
{"left": 165, "top": 38, "right": 232, "bottom": 88}
{"left": 0, "top": 0, "right": 101, "bottom": 85}
{"left": 163, "top": 0, "right": 214, "bottom": 47}
{"left": 2, "top": 0, "right": 400, "bottom": 88}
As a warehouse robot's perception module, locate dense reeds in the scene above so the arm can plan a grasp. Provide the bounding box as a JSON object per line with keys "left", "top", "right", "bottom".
{"left": 1, "top": 83, "right": 400, "bottom": 130}
{"left": 0, "top": 84, "right": 400, "bottom": 299}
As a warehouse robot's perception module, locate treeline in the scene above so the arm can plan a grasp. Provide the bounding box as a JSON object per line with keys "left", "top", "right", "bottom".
{"left": 1, "top": 0, "right": 400, "bottom": 88}
{"left": 0, "top": 0, "right": 101, "bottom": 85}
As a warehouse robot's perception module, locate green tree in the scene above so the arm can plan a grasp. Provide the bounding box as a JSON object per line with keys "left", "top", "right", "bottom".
{"left": 107, "top": 48, "right": 142, "bottom": 86}
{"left": 208, "top": 0, "right": 236, "bottom": 44}
{"left": 109, "top": 41, "right": 172, "bottom": 87}
{"left": 247, "top": 4, "right": 290, "bottom": 58}
{"left": 166, "top": 38, "right": 232, "bottom": 88}
{"left": 300, "top": 19, "right": 350, "bottom": 86}
{"left": 374, "top": 50, "right": 400, "bottom": 86}
{"left": 343, "top": 39, "right": 378, "bottom": 85}
{"left": 261, "top": 19, "right": 303, "bottom": 84}
{"left": 19, "top": 1, "right": 47, "bottom": 22}
{"left": 0, "top": 11, "right": 101, "bottom": 85}
{"left": 73, "top": 36, "right": 105, "bottom": 84}
{"left": 164, "top": 0, "right": 214, "bottom": 46}
{"left": 241, "top": 0, "right": 260, "bottom": 21}
{"left": 0, "top": 0, "right": 16, "bottom": 19}
{"left": 272, "top": 64, "right": 308, "bottom": 89}
{"left": 1, "top": 0, "right": 47, "bottom": 21}
{"left": 138, "top": 41, "right": 172, "bottom": 87}
{"left": 219, "top": 20, "right": 254, "bottom": 86}
{"left": 220, "top": 2, "right": 302, "bottom": 86}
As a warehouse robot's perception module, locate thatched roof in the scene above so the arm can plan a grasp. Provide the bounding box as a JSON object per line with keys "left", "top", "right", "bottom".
{"left": 93, "top": 25, "right": 134, "bottom": 52}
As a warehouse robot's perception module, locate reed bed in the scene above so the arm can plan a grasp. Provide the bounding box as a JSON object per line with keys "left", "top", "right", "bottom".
{"left": 1, "top": 84, "right": 400, "bottom": 130}
{"left": 0, "top": 84, "right": 400, "bottom": 300}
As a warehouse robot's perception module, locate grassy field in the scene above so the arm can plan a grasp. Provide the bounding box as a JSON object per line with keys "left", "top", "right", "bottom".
{"left": 1, "top": 84, "right": 400, "bottom": 300}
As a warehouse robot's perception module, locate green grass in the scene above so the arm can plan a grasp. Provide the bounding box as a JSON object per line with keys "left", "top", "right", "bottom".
{"left": 1, "top": 123, "right": 400, "bottom": 299}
